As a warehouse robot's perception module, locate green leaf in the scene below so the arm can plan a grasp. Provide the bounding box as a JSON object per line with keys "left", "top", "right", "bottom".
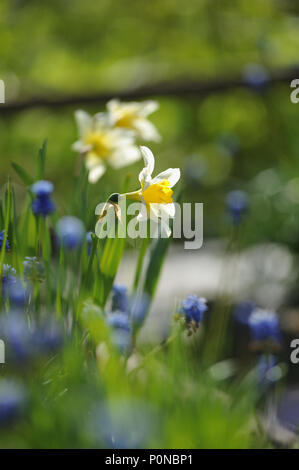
{"left": 37, "top": 139, "right": 47, "bottom": 180}
{"left": 11, "top": 162, "right": 34, "bottom": 186}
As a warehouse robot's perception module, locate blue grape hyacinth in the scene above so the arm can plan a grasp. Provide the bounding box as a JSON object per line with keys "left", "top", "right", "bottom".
{"left": 243, "top": 63, "right": 269, "bottom": 90}
{"left": 179, "top": 294, "right": 208, "bottom": 330}
{"left": 0, "top": 230, "right": 10, "bottom": 252}
{"left": 2, "top": 266, "right": 29, "bottom": 308}
{"left": 106, "top": 312, "right": 131, "bottom": 354}
{"left": 56, "top": 216, "right": 86, "bottom": 250}
{"left": 31, "top": 180, "right": 55, "bottom": 217}
{"left": 249, "top": 308, "right": 281, "bottom": 344}
{"left": 0, "top": 313, "right": 63, "bottom": 364}
{"left": 2, "top": 264, "right": 16, "bottom": 287}
{"left": 23, "top": 256, "right": 45, "bottom": 282}
{"left": 226, "top": 190, "right": 249, "bottom": 225}
{"left": 0, "top": 379, "right": 26, "bottom": 428}
{"left": 234, "top": 300, "right": 257, "bottom": 325}
{"left": 112, "top": 285, "right": 128, "bottom": 313}
{"left": 86, "top": 231, "right": 93, "bottom": 255}
{"left": 6, "top": 279, "right": 29, "bottom": 309}
{"left": 107, "top": 312, "right": 131, "bottom": 332}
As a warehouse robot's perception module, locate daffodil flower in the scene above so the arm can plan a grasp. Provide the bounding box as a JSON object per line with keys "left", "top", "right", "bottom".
{"left": 125, "top": 146, "right": 180, "bottom": 236}
{"left": 107, "top": 100, "right": 161, "bottom": 142}
{"left": 72, "top": 110, "right": 141, "bottom": 183}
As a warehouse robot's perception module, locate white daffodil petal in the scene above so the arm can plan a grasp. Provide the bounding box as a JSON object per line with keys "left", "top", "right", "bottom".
{"left": 160, "top": 219, "right": 172, "bottom": 238}
{"left": 150, "top": 203, "right": 175, "bottom": 220}
{"left": 71, "top": 140, "right": 92, "bottom": 153}
{"left": 152, "top": 168, "right": 180, "bottom": 187}
{"left": 75, "top": 110, "right": 92, "bottom": 138}
{"left": 159, "top": 202, "right": 176, "bottom": 218}
{"left": 134, "top": 119, "right": 161, "bottom": 142}
{"left": 109, "top": 146, "right": 141, "bottom": 169}
{"left": 94, "top": 112, "right": 112, "bottom": 129}
{"left": 139, "top": 100, "right": 159, "bottom": 117}
{"left": 137, "top": 209, "right": 148, "bottom": 222}
{"left": 148, "top": 203, "right": 160, "bottom": 220}
{"left": 139, "top": 146, "right": 155, "bottom": 187}
{"left": 106, "top": 99, "right": 119, "bottom": 112}
{"left": 95, "top": 219, "right": 103, "bottom": 238}
{"left": 88, "top": 163, "right": 106, "bottom": 183}
{"left": 140, "top": 146, "right": 155, "bottom": 174}
{"left": 111, "top": 127, "right": 136, "bottom": 145}
{"left": 85, "top": 152, "right": 102, "bottom": 169}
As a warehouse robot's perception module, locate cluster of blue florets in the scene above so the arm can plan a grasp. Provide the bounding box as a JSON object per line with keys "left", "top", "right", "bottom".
{"left": 248, "top": 308, "right": 281, "bottom": 345}
{"left": 178, "top": 294, "right": 208, "bottom": 333}
{"left": 226, "top": 190, "right": 249, "bottom": 226}
{"left": 0, "top": 230, "right": 10, "bottom": 252}
{"left": 31, "top": 180, "right": 55, "bottom": 217}
{"left": 106, "top": 284, "right": 150, "bottom": 354}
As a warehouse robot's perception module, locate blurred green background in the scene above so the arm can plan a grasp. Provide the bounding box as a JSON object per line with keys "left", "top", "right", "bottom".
{"left": 1, "top": 0, "right": 299, "bottom": 245}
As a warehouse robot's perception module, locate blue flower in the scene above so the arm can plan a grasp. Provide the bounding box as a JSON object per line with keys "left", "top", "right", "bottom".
{"left": 2, "top": 264, "right": 16, "bottom": 287}
{"left": 0, "top": 313, "right": 34, "bottom": 363}
{"left": 249, "top": 308, "right": 281, "bottom": 343}
{"left": 0, "top": 379, "right": 26, "bottom": 427}
{"left": 2, "top": 266, "right": 29, "bottom": 308}
{"left": 32, "top": 197, "right": 55, "bottom": 217}
{"left": 6, "top": 278, "right": 29, "bottom": 309}
{"left": 23, "top": 256, "right": 45, "bottom": 281}
{"left": 86, "top": 231, "right": 93, "bottom": 255}
{"left": 106, "top": 311, "right": 131, "bottom": 354}
{"left": 226, "top": 190, "right": 249, "bottom": 225}
{"left": 243, "top": 63, "right": 269, "bottom": 90}
{"left": 32, "top": 322, "right": 63, "bottom": 354}
{"left": 179, "top": 294, "right": 208, "bottom": 326}
{"left": 0, "top": 230, "right": 10, "bottom": 252}
{"left": 107, "top": 312, "right": 131, "bottom": 332}
{"left": 31, "top": 180, "right": 54, "bottom": 197}
{"left": 2, "top": 264, "right": 17, "bottom": 300}
{"left": 0, "top": 313, "right": 62, "bottom": 364}
{"left": 31, "top": 180, "right": 55, "bottom": 217}
{"left": 111, "top": 329, "right": 132, "bottom": 355}
{"left": 56, "top": 216, "right": 86, "bottom": 250}
{"left": 112, "top": 285, "right": 128, "bottom": 313}
{"left": 234, "top": 300, "right": 257, "bottom": 325}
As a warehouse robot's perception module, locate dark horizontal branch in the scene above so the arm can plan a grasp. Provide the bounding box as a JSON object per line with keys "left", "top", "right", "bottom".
{"left": 0, "top": 67, "right": 297, "bottom": 114}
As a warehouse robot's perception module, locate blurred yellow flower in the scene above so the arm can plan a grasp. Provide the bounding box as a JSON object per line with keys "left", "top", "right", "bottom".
{"left": 72, "top": 110, "right": 141, "bottom": 183}
{"left": 107, "top": 100, "right": 161, "bottom": 142}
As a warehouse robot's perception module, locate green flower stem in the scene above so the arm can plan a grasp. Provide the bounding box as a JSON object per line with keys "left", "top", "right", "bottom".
{"left": 0, "top": 180, "right": 11, "bottom": 277}
{"left": 133, "top": 235, "right": 149, "bottom": 291}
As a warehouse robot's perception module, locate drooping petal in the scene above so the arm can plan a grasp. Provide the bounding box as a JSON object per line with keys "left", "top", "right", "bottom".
{"left": 151, "top": 168, "right": 180, "bottom": 188}
{"left": 74, "top": 110, "right": 92, "bottom": 138}
{"left": 88, "top": 165, "right": 106, "bottom": 183}
{"left": 85, "top": 153, "right": 106, "bottom": 183}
